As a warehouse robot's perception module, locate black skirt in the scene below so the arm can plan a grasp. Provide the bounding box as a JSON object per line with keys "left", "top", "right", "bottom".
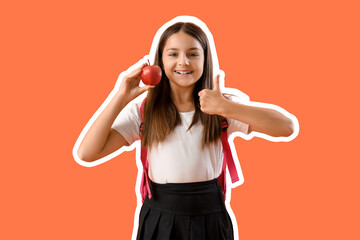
{"left": 136, "top": 178, "right": 234, "bottom": 240}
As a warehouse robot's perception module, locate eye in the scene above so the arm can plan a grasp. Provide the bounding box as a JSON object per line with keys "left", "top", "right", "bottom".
{"left": 189, "top": 53, "right": 199, "bottom": 57}
{"left": 169, "top": 53, "right": 177, "bottom": 57}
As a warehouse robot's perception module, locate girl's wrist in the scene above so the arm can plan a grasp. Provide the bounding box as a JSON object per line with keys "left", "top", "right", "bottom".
{"left": 115, "top": 90, "right": 131, "bottom": 106}
{"left": 218, "top": 98, "right": 231, "bottom": 118}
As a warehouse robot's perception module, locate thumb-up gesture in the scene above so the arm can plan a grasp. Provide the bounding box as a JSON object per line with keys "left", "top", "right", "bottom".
{"left": 198, "top": 73, "right": 226, "bottom": 115}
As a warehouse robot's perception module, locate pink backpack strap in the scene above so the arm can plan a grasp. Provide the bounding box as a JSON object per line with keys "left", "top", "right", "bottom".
{"left": 218, "top": 118, "right": 240, "bottom": 200}
{"left": 139, "top": 98, "right": 151, "bottom": 203}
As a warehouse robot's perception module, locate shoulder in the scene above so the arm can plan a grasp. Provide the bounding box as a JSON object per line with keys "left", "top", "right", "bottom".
{"left": 125, "top": 100, "right": 142, "bottom": 113}
{"left": 115, "top": 100, "right": 142, "bottom": 124}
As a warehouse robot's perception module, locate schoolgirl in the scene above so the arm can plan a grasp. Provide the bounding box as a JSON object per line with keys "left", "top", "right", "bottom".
{"left": 77, "top": 16, "right": 295, "bottom": 240}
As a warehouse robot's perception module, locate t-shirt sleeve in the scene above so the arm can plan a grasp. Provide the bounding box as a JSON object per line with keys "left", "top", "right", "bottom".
{"left": 225, "top": 94, "right": 250, "bottom": 136}
{"left": 227, "top": 118, "right": 249, "bottom": 135}
{"left": 111, "top": 101, "right": 142, "bottom": 146}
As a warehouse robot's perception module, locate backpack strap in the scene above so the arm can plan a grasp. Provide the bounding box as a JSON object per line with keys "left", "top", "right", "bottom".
{"left": 139, "top": 98, "right": 151, "bottom": 203}
{"left": 218, "top": 117, "right": 240, "bottom": 200}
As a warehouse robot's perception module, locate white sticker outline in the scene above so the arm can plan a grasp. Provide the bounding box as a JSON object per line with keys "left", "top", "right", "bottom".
{"left": 72, "top": 15, "right": 299, "bottom": 240}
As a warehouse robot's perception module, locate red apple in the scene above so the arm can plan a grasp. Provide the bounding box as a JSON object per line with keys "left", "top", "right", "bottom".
{"left": 141, "top": 64, "right": 162, "bottom": 85}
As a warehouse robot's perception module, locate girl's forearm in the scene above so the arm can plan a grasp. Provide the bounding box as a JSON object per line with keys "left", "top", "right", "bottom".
{"left": 220, "top": 98, "right": 294, "bottom": 137}
{"left": 77, "top": 91, "right": 129, "bottom": 161}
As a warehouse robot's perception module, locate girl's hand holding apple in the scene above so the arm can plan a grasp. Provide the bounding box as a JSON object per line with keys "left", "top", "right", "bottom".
{"left": 118, "top": 62, "right": 155, "bottom": 104}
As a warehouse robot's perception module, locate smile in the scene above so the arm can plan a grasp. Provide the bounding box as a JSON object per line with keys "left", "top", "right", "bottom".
{"left": 174, "top": 70, "right": 193, "bottom": 75}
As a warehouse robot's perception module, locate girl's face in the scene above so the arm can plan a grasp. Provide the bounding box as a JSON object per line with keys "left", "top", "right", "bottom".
{"left": 162, "top": 31, "right": 205, "bottom": 90}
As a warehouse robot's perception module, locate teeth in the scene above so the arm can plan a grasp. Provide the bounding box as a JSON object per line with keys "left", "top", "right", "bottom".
{"left": 175, "top": 71, "right": 192, "bottom": 75}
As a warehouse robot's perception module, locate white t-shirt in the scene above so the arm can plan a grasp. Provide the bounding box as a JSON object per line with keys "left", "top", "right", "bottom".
{"left": 112, "top": 97, "right": 249, "bottom": 184}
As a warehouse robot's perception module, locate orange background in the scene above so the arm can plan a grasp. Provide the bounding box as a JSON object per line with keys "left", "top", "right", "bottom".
{"left": 1, "top": 0, "right": 359, "bottom": 239}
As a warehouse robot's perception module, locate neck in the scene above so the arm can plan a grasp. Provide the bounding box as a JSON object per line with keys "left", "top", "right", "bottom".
{"left": 170, "top": 86, "right": 195, "bottom": 112}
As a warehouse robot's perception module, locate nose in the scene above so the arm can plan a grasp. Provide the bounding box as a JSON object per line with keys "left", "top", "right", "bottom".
{"left": 178, "top": 54, "right": 189, "bottom": 66}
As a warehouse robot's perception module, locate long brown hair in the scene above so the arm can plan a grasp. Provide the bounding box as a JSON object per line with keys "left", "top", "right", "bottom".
{"left": 142, "top": 22, "right": 222, "bottom": 149}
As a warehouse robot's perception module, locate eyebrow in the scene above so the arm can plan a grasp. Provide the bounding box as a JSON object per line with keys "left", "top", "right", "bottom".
{"left": 166, "top": 47, "right": 202, "bottom": 51}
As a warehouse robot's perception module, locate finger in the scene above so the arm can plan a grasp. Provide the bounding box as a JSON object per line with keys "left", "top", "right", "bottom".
{"left": 127, "top": 61, "right": 147, "bottom": 73}
{"left": 139, "top": 85, "right": 155, "bottom": 94}
{"left": 127, "top": 63, "right": 147, "bottom": 78}
{"left": 213, "top": 74, "right": 220, "bottom": 92}
{"left": 198, "top": 89, "right": 207, "bottom": 97}
{"left": 135, "top": 61, "right": 148, "bottom": 70}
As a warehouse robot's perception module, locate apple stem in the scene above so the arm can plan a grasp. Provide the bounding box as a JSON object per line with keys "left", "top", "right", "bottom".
{"left": 147, "top": 59, "right": 150, "bottom": 65}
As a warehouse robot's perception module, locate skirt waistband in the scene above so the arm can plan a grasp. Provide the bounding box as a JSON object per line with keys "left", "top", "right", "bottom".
{"left": 144, "top": 178, "right": 225, "bottom": 215}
